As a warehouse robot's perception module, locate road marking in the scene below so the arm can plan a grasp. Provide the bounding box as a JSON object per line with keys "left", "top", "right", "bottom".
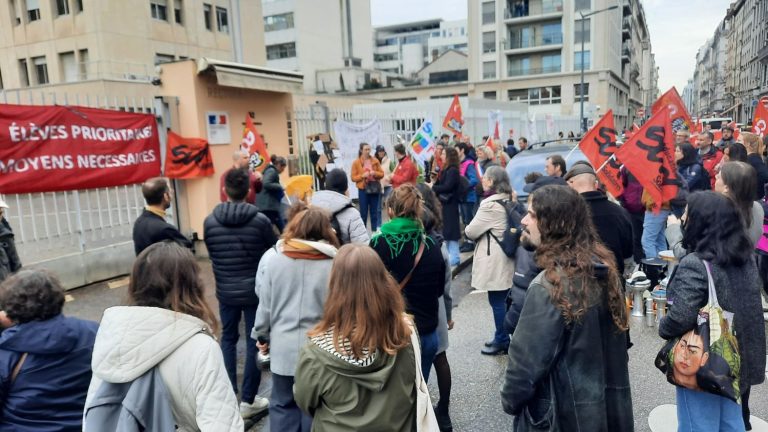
{"left": 108, "top": 277, "right": 130, "bottom": 289}
{"left": 65, "top": 294, "right": 75, "bottom": 303}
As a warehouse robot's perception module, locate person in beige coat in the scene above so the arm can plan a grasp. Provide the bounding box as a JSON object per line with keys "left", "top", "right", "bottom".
{"left": 464, "top": 166, "right": 516, "bottom": 355}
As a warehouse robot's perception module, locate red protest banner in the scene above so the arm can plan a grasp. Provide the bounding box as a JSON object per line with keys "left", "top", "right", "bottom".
{"left": 753, "top": 97, "right": 768, "bottom": 138}
{"left": 615, "top": 107, "right": 678, "bottom": 212}
{"left": 578, "top": 110, "right": 623, "bottom": 197}
{"left": 442, "top": 95, "right": 464, "bottom": 137}
{"left": 241, "top": 115, "right": 270, "bottom": 172}
{"left": 0, "top": 104, "right": 160, "bottom": 194}
{"left": 164, "top": 131, "right": 214, "bottom": 179}
{"left": 652, "top": 87, "right": 693, "bottom": 133}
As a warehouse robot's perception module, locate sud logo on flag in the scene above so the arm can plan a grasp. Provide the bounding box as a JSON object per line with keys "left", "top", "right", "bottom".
{"left": 410, "top": 120, "right": 436, "bottom": 164}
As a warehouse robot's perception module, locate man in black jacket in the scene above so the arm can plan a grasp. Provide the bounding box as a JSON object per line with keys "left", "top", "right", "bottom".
{"left": 132, "top": 177, "right": 191, "bottom": 255}
{"left": 204, "top": 169, "right": 277, "bottom": 419}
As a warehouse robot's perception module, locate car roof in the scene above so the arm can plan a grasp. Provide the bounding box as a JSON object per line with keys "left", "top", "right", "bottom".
{"left": 505, "top": 144, "right": 587, "bottom": 200}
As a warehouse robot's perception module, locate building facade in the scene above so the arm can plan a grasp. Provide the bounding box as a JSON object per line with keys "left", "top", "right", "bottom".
{"left": 0, "top": 0, "right": 263, "bottom": 93}
{"left": 691, "top": 20, "right": 729, "bottom": 118}
{"left": 261, "top": 0, "right": 374, "bottom": 93}
{"left": 373, "top": 19, "right": 468, "bottom": 76}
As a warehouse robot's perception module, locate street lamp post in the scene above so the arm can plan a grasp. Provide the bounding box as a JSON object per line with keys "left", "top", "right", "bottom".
{"left": 579, "top": 5, "right": 619, "bottom": 133}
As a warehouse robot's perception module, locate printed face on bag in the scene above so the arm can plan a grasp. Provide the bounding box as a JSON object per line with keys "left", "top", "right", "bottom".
{"left": 672, "top": 332, "right": 708, "bottom": 390}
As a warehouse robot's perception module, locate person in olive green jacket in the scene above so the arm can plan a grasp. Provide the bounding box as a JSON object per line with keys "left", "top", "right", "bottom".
{"left": 294, "top": 244, "right": 417, "bottom": 431}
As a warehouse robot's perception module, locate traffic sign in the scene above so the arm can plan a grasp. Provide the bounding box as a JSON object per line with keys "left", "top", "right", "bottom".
{"left": 636, "top": 108, "right": 646, "bottom": 117}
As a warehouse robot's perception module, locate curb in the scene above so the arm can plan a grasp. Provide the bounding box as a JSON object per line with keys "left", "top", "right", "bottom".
{"left": 452, "top": 253, "right": 473, "bottom": 279}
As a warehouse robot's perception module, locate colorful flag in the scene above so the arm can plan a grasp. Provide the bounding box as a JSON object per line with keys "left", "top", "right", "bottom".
{"left": 652, "top": 87, "right": 693, "bottom": 133}
{"left": 578, "top": 110, "right": 623, "bottom": 197}
{"left": 615, "top": 107, "right": 678, "bottom": 212}
{"left": 442, "top": 95, "right": 464, "bottom": 136}
{"left": 241, "top": 115, "right": 270, "bottom": 172}
{"left": 409, "top": 120, "right": 436, "bottom": 165}
{"left": 164, "top": 131, "right": 214, "bottom": 179}
{"left": 753, "top": 97, "right": 768, "bottom": 138}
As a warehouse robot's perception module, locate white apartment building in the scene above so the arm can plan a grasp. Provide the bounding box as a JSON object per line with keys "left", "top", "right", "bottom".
{"left": 373, "top": 19, "right": 468, "bottom": 77}
{"left": 261, "top": 0, "right": 374, "bottom": 93}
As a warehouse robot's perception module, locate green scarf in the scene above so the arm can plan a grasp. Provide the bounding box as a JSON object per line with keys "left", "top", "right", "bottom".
{"left": 371, "top": 217, "right": 433, "bottom": 258}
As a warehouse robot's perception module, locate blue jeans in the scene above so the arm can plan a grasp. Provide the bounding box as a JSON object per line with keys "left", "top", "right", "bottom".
{"left": 219, "top": 303, "right": 260, "bottom": 404}
{"left": 460, "top": 201, "right": 477, "bottom": 226}
{"left": 419, "top": 330, "right": 439, "bottom": 383}
{"left": 488, "top": 290, "right": 510, "bottom": 346}
{"left": 270, "top": 373, "right": 312, "bottom": 432}
{"left": 676, "top": 387, "right": 744, "bottom": 431}
{"left": 641, "top": 209, "right": 669, "bottom": 259}
{"left": 446, "top": 240, "right": 460, "bottom": 266}
{"left": 358, "top": 190, "right": 381, "bottom": 230}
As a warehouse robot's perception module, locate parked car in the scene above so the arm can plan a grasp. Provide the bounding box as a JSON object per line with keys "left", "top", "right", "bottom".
{"left": 505, "top": 143, "right": 586, "bottom": 203}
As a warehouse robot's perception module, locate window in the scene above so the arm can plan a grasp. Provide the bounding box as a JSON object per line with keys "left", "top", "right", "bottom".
{"left": 10, "top": 0, "right": 20, "bottom": 25}
{"left": 59, "top": 51, "right": 77, "bottom": 82}
{"left": 508, "top": 56, "right": 530, "bottom": 76}
{"left": 527, "top": 85, "right": 561, "bottom": 105}
{"left": 174, "top": 0, "right": 182, "bottom": 24}
{"left": 542, "top": 54, "right": 561, "bottom": 73}
{"left": 266, "top": 42, "right": 296, "bottom": 60}
{"left": 18, "top": 59, "right": 29, "bottom": 87}
{"left": 483, "top": 61, "right": 496, "bottom": 79}
{"left": 541, "top": 22, "right": 562, "bottom": 44}
{"left": 482, "top": 1, "right": 495, "bottom": 24}
{"left": 150, "top": 0, "right": 167, "bottom": 21}
{"left": 74, "top": 0, "right": 82, "bottom": 12}
{"left": 263, "top": 12, "right": 294, "bottom": 32}
{"left": 203, "top": 3, "right": 212, "bottom": 30}
{"left": 574, "top": 50, "right": 591, "bottom": 69}
{"left": 56, "top": 0, "right": 69, "bottom": 16}
{"left": 32, "top": 56, "right": 48, "bottom": 84}
{"left": 574, "top": 18, "right": 590, "bottom": 43}
{"left": 374, "top": 52, "right": 398, "bottom": 62}
{"left": 26, "top": 0, "right": 40, "bottom": 21}
{"left": 482, "top": 31, "right": 496, "bottom": 53}
{"left": 575, "top": 0, "right": 590, "bottom": 11}
{"left": 574, "top": 83, "right": 590, "bottom": 102}
{"left": 154, "top": 53, "right": 175, "bottom": 65}
{"left": 78, "top": 48, "right": 88, "bottom": 80}
{"left": 428, "top": 70, "right": 468, "bottom": 84}
{"left": 216, "top": 6, "right": 228, "bottom": 33}
{"left": 483, "top": 91, "right": 497, "bottom": 100}
{"left": 508, "top": 88, "right": 527, "bottom": 101}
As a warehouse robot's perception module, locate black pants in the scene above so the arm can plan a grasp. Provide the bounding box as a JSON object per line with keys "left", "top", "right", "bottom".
{"left": 629, "top": 211, "right": 645, "bottom": 263}
{"left": 262, "top": 210, "right": 284, "bottom": 233}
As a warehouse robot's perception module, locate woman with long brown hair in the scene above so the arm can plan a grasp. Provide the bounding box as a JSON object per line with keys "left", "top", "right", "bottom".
{"left": 351, "top": 142, "right": 385, "bottom": 230}
{"left": 294, "top": 244, "right": 426, "bottom": 431}
{"left": 428, "top": 146, "right": 462, "bottom": 266}
{"left": 85, "top": 241, "right": 243, "bottom": 431}
{"left": 252, "top": 203, "right": 338, "bottom": 432}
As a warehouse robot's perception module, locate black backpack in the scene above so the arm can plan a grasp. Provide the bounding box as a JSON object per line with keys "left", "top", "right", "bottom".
{"left": 458, "top": 175, "right": 470, "bottom": 202}
{"left": 486, "top": 199, "right": 523, "bottom": 258}
{"left": 330, "top": 203, "right": 355, "bottom": 245}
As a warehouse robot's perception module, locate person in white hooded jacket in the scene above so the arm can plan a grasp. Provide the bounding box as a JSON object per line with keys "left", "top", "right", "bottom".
{"left": 252, "top": 203, "right": 339, "bottom": 432}
{"left": 85, "top": 241, "right": 243, "bottom": 432}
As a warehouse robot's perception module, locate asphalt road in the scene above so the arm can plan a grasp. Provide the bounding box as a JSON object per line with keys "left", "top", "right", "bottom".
{"left": 64, "top": 258, "right": 768, "bottom": 432}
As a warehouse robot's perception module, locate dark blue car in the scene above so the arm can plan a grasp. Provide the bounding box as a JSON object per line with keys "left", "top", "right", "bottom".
{"left": 505, "top": 143, "right": 586, "bottom": 203}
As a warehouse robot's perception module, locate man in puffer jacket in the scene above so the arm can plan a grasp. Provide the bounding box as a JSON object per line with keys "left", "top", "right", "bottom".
{"left": 311, "top": 168, "right": 369, "bottom": 244}
{"left": 204, "top": 168, "right": 277, "bottom": 419}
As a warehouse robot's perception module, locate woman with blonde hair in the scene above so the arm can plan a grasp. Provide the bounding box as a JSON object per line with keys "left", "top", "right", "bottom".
{"left": 742, "top": 132, "right": 768, "bottom": 199}
{"left": 295, "top": 244, "right": 433, "bottom": 431}
{"left": 253, "top": 203, "right": 339, "bottom": 432}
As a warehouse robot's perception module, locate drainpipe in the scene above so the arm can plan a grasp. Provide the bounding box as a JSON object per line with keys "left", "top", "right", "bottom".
{"left": 230, "top": 0, "right": 244, "bottom": 63}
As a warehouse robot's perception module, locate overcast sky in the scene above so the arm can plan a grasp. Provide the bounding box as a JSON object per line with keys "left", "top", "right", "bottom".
{"left": 370, "top": 0, "right": 732, "bottom": 93}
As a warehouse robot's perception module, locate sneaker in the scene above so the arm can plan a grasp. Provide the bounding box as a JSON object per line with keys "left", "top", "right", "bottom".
{"left": 240, "top": 396, "right": 269, "bottom": 419}
{"left": 481, "top": 343, "right": 509, "bottom": 356}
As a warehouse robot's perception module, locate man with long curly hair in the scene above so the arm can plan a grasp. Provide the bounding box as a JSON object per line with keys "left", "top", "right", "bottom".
{"left": 500, "top": 185, "right": 633, "bottom": 431}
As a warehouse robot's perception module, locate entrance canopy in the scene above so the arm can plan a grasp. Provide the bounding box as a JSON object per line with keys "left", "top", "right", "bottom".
{"left": 197, "top": 58, "right": 303, "bottom": 94}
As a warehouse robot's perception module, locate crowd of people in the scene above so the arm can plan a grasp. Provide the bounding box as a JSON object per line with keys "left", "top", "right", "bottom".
{"left": 0, "top": 123, "right": 765, "bottom": 432}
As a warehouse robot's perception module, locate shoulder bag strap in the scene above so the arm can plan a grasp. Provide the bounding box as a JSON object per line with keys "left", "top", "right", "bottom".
{"left": 701, "top": 260, "right": 719, "bottom": 307}
{"left": 399, "top": 240, "right": 426, "bottom": 290}
{"left": 10, "top": 352, "right": 27, "bottom": 385}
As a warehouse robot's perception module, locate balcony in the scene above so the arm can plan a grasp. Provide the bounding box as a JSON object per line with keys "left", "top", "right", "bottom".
{"left": 505, "top": 33, "right": 563, "bottom": 53}
{"left": 621, "top": 42, "right": 631, "bottom": 64}
{"left": 507, "top": 65, "right": 561, "bottom": 77}
{"left": 622, "top": 0, "right": 631, "bottom": 16}
{"left": 622, "top": 17, "right": 631, "bottom": 40}
{"left": 503, "top": 0, "right": 563, "bottom": 23}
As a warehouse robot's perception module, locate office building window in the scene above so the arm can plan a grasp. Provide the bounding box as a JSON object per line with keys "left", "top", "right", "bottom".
{"left": 18, "top": 59, "right": 29, "bottom": 87}
{"left": 150, "top": 0, "right": 167, "bottom": 21}
{"left": 574, "top": 50, "right": 591, "bottom": 69}
{"left": 264, "top": 12, "right": 294, "bottom": 32}
{"left": 78, "top": 48, "right": 88, "bottom": 80}
{"left": 528, "top": 86, "right": 561, "bottom": 105}
{"left": 542, "top": 53, "right": 561, "bottom": 73}
{"left": 575, "top": 0, "right": 590, "bottom": 11}
{"left": 26, "top": 0, "right": 41, "bottom": 21}
{"left": 59, "top": 51, "right": 77, "bottom": 82}
{"left": 174, "top": 0, "right": 182, "bottom": 24}
{"left": 216, "top": 6, "right": 228, "bottom": 33}
{"left": 203, "top": 3, "right": 212, "bottom": 30}
{"left": 574, "top": 83, "right": 590, "bottom": 102}
{"left": 483, "top": 91, "right": 497, "bottom": 100}
{"left": 56, "top": 0, "right": 69, "bottom": 16}
{"left": 483, "top": 61, "right": 496, "bottom": 79}
{"left": 266, "top": 42, "right": 296, "bottom": 60}
{"left": 154, "top": 53, "right": 175, "bottom": 65}
{"left": 482, "top": 31, "right": 496, "bottom": 53}
{"left": 482, "top": 1, "right": 495, "bottom": 24}
{"left": 574, "top": 18, "right": 590, "bottom": 43}
{"left": 508, "top": 88, "right": 527, "bottom": 101}
{"left": 32, "top": 56, "right": 48, "bottom": 84}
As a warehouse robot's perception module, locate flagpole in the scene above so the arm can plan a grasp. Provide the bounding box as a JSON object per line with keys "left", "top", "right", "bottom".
{"left": 594, "top": 155, "right": 617, "bottom": 174}
{"left": 564, "top": 143, "right": 580, "bottom": 162}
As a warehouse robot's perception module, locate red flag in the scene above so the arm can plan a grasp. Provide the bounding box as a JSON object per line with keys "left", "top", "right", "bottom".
{"left": 577, "top": 110, "right": 623, "bottom": 197}
{"left": 652, "top": 87, "right": 693, "bottom": 133}
{"left": 442, "top": 95, "right": 464, "bottom": 137}
{"left": 484, "top": 135, "right": 496, "bottom": 152}
{"left": 754, "top": 97, "right": 768, "bottom": 138}
{"left": 164, "top": 131, "right": 214, "bottom": 179}
{"left": 615, "top": 107, "right": 678, "bottom": 212}
{"left": 241, "top": 115, "right": 270, "bottom": 172}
